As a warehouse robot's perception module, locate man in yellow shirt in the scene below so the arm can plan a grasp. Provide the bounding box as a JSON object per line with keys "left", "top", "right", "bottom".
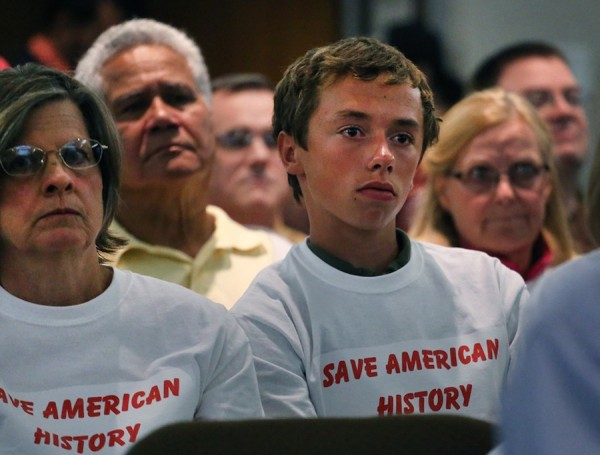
{"left": 209, "top": 73, "right": 307, "bottom": 244}
{"left": 75, "top": 19, "right": 290, "bottom": 308}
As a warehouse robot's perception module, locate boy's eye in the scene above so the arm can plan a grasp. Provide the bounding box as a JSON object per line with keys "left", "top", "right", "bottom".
{"left": 341, "top": 126, "right": 362, "bottom": 138}
{"left": 392, "top": 133, "right": 413, "bottom": 145}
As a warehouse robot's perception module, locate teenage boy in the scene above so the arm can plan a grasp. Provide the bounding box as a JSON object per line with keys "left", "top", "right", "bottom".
{"left": 232, "top": 37, "right": 527, "bottom": 423}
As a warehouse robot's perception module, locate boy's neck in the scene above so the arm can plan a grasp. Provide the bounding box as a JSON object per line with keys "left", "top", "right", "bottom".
{"left": 308, "top": 226, "right": 403, "bottom": 275}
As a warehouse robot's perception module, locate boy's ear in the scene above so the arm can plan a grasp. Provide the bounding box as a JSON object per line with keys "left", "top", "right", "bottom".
{"left": 278, "top": 131, "right": 304, "bottom": 176}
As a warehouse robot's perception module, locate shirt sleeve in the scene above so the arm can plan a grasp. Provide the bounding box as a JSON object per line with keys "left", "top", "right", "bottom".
{"left": 195, "top": 312, "right": 265, "bottom": 420}
{"left": 492, "top": 258, "right": 529, "bottom": 379}
{"left": 233, "top": 291, "right": 317, "bottom": 418}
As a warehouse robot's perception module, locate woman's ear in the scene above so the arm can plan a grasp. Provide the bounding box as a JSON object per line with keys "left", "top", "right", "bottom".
{"left": 278, "top": 131, "right": 304, "bottom": 176}
{"left": 434, "top": 176, "right": 451, "bottom": 210}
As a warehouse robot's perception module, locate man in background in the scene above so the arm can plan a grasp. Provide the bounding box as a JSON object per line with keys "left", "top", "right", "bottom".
{"left": 209, "top": 73, "right": 306, "bottom": 243}
{"left": 75, "top": 19, "right": 290, "bottom": 309}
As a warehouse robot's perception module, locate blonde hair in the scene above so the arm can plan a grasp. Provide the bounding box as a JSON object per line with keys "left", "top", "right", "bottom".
{"left": 411, "top": 87, "right": 574, "bottom": 266}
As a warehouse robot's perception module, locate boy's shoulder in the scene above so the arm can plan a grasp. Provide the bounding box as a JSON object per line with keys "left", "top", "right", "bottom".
{"left": 413, "top": 240, "right": 526, "bottom": 291}
{"left": 413, "top": 239, "right": 502, "bottom": 265}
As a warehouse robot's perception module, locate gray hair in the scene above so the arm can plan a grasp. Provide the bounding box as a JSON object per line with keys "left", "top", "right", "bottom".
{"left": 75, "top": 18, "right": 211, "bottom": 104}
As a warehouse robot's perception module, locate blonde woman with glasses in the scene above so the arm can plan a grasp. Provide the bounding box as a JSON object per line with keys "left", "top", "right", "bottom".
{"left": 411, "top": 88, "right": 575, "bottom": 287}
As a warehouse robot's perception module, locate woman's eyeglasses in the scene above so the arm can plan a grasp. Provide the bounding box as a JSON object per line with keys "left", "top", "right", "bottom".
{"left": 0, "top": 138, "right": 105, "bottom": 177}
{"left": 449, "top": 162, "right": 549, "bottom": 194}
{"left": 216, "top": 128, "right": 277, "bottom": 150}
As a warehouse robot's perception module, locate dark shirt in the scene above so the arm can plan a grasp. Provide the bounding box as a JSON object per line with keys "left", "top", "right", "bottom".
{"left": 307, "top": 229, "right": 411, "bottom": 276}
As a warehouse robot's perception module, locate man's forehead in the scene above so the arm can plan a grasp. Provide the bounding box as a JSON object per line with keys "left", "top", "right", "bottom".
{"left": 212, "top": 90, "right": 274, "bottom": 129}
{"left": 213, "top": 88, "right": 273, "bottom": 106}
{"left": 498, "top": 56, "right": 578, "bottom": 90}
{"left": 101, "top": 45, "right": 196, "bottom": 94}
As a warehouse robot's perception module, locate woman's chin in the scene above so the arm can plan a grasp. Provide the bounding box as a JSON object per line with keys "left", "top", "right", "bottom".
{"left": 33, "top": 230, "right": 93, "bottom": 254}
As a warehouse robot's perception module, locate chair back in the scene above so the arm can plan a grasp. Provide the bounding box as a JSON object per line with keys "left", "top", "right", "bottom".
{"left": 126, "top": 414, "right": 496, "bottom": 455}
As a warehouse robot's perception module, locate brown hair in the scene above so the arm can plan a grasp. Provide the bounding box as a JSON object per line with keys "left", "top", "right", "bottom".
{"left": 0, "top": 63, "right": 126, "bottom": 261}
{"left": 273, "top": 36, "right": 439, "bottom": 202}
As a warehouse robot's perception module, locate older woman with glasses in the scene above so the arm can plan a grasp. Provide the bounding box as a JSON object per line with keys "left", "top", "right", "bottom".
{"left": 0, "top": 64, "right": 262, "bottom": 454}
{"left": 411, "top": 88, "right": 575, "bottom": 286}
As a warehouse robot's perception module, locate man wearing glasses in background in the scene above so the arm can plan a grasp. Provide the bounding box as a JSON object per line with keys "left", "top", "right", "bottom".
{"left": 209, "top": 73, "right": 307, "bottom": 243}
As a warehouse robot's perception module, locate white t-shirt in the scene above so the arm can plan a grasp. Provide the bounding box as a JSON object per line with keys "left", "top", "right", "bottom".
{"left": 0, "top": 268, "right": 262, "bottom": 454}
{"left": 232, "top": 240, "right": 527, "bottom": 422}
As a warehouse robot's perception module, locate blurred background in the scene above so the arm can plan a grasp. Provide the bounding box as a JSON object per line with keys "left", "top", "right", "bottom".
{"left": 0, "top": 0, "right": 598, "bottom": 179}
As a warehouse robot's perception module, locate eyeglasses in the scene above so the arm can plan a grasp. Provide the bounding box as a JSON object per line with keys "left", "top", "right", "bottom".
{"left": 216, "top": 128, "right": 277, "bottom": 150}
{"left": 523, "top": 89, "right": 582, "bottom": 109}
{"left": 0, "top": 138, "right": 105, "bottom": 177}
{"left": 449, "top": 162, "right": 549, "bottom": 194}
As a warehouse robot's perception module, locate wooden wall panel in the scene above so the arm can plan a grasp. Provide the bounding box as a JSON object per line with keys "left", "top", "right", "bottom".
{"left": 0, "top": 0, "right": 341, "bottom": 84}
{"left": 143, "top": 0, "right": 340, "bottom": 82}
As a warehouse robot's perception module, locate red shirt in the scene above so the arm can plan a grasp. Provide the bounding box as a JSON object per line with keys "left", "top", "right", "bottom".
{"left": 461, "top": 236, "right": 553, "bottom": 282}
{"left": 0, "top": 56, "right": 10, "bottom": 70}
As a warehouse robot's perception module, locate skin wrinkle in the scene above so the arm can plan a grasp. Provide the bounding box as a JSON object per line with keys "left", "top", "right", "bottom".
{"left": 100, "top": 44, "right": 216, "bottom": 256}
{"left": 437, "top": 117, "right": 552, "bottom": 271}
{"left": 0, "top": 99, "right": 111, "bottom": 306}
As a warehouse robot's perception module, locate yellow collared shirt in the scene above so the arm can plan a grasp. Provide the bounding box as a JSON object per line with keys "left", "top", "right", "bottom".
{"left": 108, "top": 205, "right": 291, "bottom": 309}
